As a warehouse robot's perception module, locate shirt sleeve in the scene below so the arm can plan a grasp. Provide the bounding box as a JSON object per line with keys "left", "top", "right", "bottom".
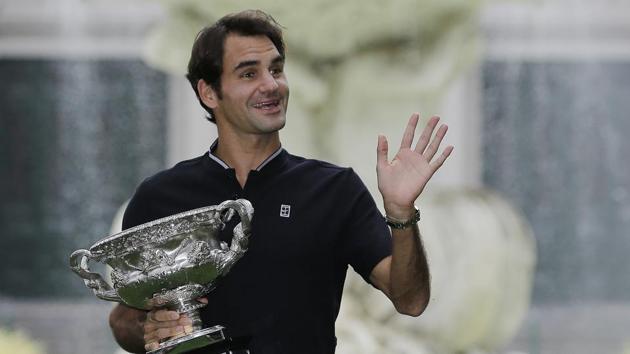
{"left": 122, "top": 178, "right": 154, "bottom": 230}
{"left": 338, "top": 168, "right": 392, "bottom": 285}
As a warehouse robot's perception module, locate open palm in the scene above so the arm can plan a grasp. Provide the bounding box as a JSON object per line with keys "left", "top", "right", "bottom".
{"left": 377, "top": 114, "right": 454, "bottom": 217}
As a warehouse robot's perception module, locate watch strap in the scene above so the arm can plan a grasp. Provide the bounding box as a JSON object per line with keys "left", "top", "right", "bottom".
{"left": 385, "top": 206, "right": 421, "bottom": 229}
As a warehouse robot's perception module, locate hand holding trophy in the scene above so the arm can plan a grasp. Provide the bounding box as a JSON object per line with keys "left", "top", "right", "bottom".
{"left": 70, "top": 199, "right": 254, "bottom": 354}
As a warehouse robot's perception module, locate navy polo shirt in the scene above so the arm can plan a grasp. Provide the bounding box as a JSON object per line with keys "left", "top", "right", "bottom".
{"left": 122, "top": 144, "right": 392, "bottom": 353}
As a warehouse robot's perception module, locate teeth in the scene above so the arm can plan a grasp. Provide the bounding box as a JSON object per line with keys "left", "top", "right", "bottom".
{"left": 255, "top": 100, "right": 278, "bottom": 108}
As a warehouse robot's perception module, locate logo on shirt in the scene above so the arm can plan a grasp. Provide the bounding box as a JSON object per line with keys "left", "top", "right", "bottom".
{"left": 280, "top": 204, "right": 291, "bottom": 218}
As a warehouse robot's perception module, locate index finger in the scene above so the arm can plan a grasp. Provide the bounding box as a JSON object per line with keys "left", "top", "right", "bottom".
{"left": 152, "top": 309, "right": 180, "bottom": 322}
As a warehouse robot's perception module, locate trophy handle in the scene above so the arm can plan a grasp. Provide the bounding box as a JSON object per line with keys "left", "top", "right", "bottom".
{"left": 69, "top": 249, "right": 122, "bottom": 302}
{"left": 216, "top": 199, "right": 254, "bottom": 273}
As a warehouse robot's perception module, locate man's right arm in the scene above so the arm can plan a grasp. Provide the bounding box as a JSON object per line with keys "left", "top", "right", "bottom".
{"left": 109, "top": 304, "right": 147, "bottom": 353}
{"left": 110, "top": 303, "right": 195, "bottom": 353}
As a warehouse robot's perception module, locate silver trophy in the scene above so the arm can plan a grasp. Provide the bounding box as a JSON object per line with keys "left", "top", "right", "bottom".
{"left": 70, "top": 199, "right": 254, "bottom": 354}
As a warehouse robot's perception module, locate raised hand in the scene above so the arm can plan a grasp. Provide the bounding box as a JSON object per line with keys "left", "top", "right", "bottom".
{"left": 376, "top": 113, "right": 453, "bottom": 218}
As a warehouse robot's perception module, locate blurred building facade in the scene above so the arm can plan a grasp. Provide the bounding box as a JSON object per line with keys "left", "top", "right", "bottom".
{"left": 1, "top": 1, "right": 629, "bottom": 353}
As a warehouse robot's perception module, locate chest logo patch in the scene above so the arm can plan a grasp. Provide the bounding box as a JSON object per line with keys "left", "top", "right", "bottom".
{"left": 280, "top": 204, "right": 291, "bottom": 218}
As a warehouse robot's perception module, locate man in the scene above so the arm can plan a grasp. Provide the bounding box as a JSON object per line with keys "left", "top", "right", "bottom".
{"left": 109, "top": 9, "right": 453, "bottom": 354}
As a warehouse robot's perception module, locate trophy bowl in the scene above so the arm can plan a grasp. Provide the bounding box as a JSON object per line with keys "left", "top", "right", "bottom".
{"left": 70, "top": 199, "right": 254, "bottom": 354}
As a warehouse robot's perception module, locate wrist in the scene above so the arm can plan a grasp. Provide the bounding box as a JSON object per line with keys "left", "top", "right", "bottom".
{"left": 383, "top": 202, "right": 416, "bottom": 220}
{"left": 384, "top": 205, "right": 421, "bottom": 229}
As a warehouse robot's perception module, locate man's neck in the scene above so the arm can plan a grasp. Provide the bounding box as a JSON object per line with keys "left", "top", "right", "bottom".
{"left": 213, "top": 131, "right": 281, "bottom": 188}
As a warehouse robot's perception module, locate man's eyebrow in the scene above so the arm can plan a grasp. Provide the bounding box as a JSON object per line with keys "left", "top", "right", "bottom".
{"left": 233, "top": 60, "right": 259, "bottom": 72}
{"left": 271, "top": 56, "right": 285, "bottom": 65}
{"left": 232, "top": 56, "right": 285, "bottom": 72}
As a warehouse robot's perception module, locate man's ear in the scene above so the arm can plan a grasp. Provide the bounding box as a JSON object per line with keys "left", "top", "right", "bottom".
{"left": 197, "top": 80, "right": 218, "bottom": 109}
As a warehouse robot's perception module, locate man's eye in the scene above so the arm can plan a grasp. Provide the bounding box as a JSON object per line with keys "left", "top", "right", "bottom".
{"left": 241, "top": 72, "right": 255, "bottom": 79}
{"left": 270, "top": 68, "right": 283, "bottom": 77}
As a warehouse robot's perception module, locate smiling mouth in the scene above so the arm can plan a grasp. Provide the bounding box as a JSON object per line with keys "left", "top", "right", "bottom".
{"left": 252, "top": 99, "right": 281, "bottom": 111}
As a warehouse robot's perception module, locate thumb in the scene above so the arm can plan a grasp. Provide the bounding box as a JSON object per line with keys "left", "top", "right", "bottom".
{"left": 376, "top": 135, "right": 388, "bottom": 169}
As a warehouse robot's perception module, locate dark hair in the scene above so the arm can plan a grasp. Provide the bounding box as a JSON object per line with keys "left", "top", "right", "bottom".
{"left": 186, "top": 10, "right": 286, "bottom": 123}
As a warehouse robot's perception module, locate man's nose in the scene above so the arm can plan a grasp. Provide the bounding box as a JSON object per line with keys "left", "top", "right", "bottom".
{"left": 259, "top": 72, "right": 279, "bottom": 92}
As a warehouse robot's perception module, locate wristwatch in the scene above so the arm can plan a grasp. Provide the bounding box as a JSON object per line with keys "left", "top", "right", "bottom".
{"left": 384, "top": 206, "right": 421, "bottom": 229}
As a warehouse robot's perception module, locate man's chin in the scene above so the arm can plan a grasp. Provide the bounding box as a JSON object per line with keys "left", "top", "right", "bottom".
{"left": 254, "top": 116, "right": 286, "bottom": 134}
{"left": 266, "top": 119, "right": 286, "bottom": 133}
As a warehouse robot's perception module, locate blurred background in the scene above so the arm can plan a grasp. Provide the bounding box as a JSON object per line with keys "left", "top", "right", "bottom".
{"left": 1, "top": 0, "right": 629, "bottom": 353}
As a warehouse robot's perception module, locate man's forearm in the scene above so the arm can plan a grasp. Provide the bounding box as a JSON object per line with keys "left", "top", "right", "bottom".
{"left": 375, "top": 112, "right": 451, "bottom": 316}
{"left": 109, "top": 304, "right": 147, "bottom": 353}
{"left": 389, "top": 224, "right": 430, "bottom": 316}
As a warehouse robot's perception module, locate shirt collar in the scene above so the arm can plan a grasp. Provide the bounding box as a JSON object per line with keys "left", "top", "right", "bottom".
{"left": 207, "top": 139, "right": 284, "bottom": 171}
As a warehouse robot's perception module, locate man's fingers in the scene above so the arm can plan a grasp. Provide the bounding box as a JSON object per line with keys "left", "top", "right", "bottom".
{"left": 143, "top": 320, "right": 175, "bottom": 342}
{"left": 145, "top": 318, "right": 184, "bottom": 331}
{"left": 156, "top": 326, "right": 186, "bottom": 340}
{"left": 414, "top": 116, "right": 440, "bottom": 154}
{"left": 145, "top": 341, "right": 160, "bottom": 352}
{"left": 144, "top": 324, "right": 189, "bottom": 347}
{"left": 144, "top": 324, "right": 190, "bottom": 352}
{"left": 178, "top": 316, "right": 193, "bottom": 326}
{"left": 152, "top": 309, "right": 180, "bottom": 322}
{"left": 400, "top": 113, "right": 420, "bottom": 150}
{"left": 423, "top": 124, "right": 448, "bottom": 161}
{"left": 430, "top": 145, "right": 454, "bottom": 170}
{"left": 377, "top": 134, "right": 389, "bottom": 168}
{"left": 143, "top": 309, "right": 194, "bottom": 350}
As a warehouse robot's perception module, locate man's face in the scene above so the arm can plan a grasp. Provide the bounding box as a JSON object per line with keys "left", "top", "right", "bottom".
{"left": 212, "top": 34, "right": 289, "bottom": 135}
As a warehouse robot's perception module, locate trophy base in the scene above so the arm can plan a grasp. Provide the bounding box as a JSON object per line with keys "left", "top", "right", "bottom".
{"left": 148, "top": 325, "right": 226, "bottom": 354}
